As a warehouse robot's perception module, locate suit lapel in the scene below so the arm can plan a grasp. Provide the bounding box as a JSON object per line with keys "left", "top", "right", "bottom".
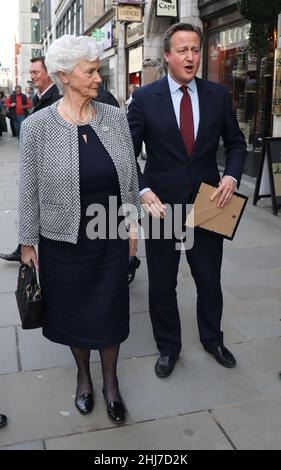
{"left": 191, "top": 77, "right": 211, "bottom": 159}
{"left": 155, "top": 77, "right": 188, "bottom": 159}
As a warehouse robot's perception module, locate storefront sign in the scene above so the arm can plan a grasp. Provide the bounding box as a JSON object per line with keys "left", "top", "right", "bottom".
{"left": 156, "top": 0, "right": 178, "bottom": 18}
{"left": 126, "top": 22, "right": 144, "bottom": 45}
{"left": 91, "top": 21, "right": 113, "bottom": 51}
{"left": 116, "top": 0, "right": 142, "bottom": 3}
{"left": 117, "top": 5, "right": 142, "bottom": 22}
{"left": 273, "top": 48, "right": 281, "bottom": 116}
{"left": 253, "top": 138, "right": 281, "bottom": 214}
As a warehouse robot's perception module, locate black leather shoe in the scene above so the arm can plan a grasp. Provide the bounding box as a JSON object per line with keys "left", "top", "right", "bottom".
{"left": 0, "top": 414, "right": 7, "bottom": 429}
{"left": 106, "top": 401, "right": 126, "bottom": 424}
{"left": 155, "top": 355, "right": 178, "bottom": 378}
{"left": 204, "top": 345, "right": 236, "bottom": 368}
{"left": 0, "top": 249, "right": 21, "bottom": 262}
{"left": 128, "top": 256, "right": 141, "bottom": 284}
{"left": 75, "top": 392, "right": 94, "bottom": 415}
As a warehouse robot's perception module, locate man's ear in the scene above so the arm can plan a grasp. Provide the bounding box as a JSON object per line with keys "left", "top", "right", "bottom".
{"left": 164, "top": 53, "right": 170, "bottom": 66}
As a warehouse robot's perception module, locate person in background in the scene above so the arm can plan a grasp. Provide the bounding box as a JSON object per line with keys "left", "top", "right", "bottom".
{"left": 19, "top": 35, "right": 141, "bottom": 424}
{"left": 95, "top": 85, "right": 119, "bottom": 107}
{"left": 30, "top": 56, "right": 61, "bottom": 112}
{"left": 5, "top": 86, "right": 31, "bottom": 138}
{"left": 25, "top": 86, "right": 35, "bottom": 113}
{"left": 0, "top": 57, "right": 61, "bottom": 263}
{"left": 0, "top": 91, "right": 7, "bottom": 137}
{"left": 128, "top": 22, "right": 247, "bottom": 378}
{"left": 125, "top": 84, "right": 137, "bottom": 113}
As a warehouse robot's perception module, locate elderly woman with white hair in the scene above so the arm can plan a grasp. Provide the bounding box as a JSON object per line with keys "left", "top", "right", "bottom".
{"left": 18, "top": 35, "right": 141, "bottom": 425}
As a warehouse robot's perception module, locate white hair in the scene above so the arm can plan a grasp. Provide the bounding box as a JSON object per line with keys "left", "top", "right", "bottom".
{"left": 45, "top": 35, "right": 101, "bottom": 93}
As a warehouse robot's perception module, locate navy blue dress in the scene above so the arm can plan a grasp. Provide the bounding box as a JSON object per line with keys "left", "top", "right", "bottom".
{"left": 39, "top": 125, "right": 129, "bottom": 349}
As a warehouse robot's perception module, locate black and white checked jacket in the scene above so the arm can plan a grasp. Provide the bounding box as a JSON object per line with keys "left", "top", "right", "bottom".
{"left": 18, "top": 100, "right": 141, "bottom": 245}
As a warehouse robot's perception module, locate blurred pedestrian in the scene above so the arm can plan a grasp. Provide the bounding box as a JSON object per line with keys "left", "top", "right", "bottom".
{"left": 125, "top": 84, "right": 137, "bottom": 113}
{"left": 95, "top": 85, "right": 119, "bottom": 107}
{"left": 0, "top": 91, "right": 7, "bottom": 137}
{"left": 5, "top": 86, "right": 31, "bottom": 138}
{"left": 19, "top": 35, "right": 141, "bottom": 424}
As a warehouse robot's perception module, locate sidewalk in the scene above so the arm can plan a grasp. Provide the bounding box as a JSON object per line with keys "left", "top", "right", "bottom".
{"left": 0, "top": 133, "right": 281, "bottom": 450}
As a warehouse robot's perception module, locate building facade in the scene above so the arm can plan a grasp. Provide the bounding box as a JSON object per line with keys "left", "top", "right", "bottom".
{"left": 199, "top": 0, "right": 276, "bottom": 177}
{"left": 18, "top": 0, "right": 42, "bottom": 89}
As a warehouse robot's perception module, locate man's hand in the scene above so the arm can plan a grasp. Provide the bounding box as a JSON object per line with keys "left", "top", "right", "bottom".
{"left": 21, "top": 246, "right": 39, "bottom": 269}
{"left": 140, "top": 190, "right": 166, "bottom": 219}
{"left": 210, "top": 176, "right": 236, "bottom": 208}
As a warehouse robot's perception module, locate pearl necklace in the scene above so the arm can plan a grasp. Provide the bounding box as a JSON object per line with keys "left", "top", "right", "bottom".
{"left": 60, "top": 100, "right": 93, "bottom": 126}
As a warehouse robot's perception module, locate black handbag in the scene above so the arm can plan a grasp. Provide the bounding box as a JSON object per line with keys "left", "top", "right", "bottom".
{"left": 15, "top": 261, "right": 43, "bottom": 329}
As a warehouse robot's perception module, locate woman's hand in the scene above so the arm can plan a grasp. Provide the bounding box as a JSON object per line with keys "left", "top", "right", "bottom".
{"left": 21, "top": 245, "right": 39, "bottom": 269}
{"left": 129, "top": 223, "right": 138, "bottom": 258}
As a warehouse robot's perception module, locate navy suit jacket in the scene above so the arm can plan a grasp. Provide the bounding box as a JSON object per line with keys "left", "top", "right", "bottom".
{"left": 128, "top": 76, "right": 247, "bottom": 205}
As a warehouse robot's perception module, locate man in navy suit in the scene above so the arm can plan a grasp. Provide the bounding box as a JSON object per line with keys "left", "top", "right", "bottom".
{"left": 128, "top": 23, "right": 247, "bottom": 377}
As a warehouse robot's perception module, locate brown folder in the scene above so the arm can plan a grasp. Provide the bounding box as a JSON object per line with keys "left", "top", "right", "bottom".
{"left": 185, "top": 182, "right": 248, "bottom": 240}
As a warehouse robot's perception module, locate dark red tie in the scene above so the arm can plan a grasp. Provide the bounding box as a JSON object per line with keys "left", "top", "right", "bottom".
{"left": 180, "top": 85, "right": 194, "bottom": 157}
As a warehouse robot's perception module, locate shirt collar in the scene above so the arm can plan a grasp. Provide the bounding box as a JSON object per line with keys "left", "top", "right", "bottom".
{"left": 168, "top": 74, "right": 196, "bottom": 94}
{"left": 36, "top": 82, "right": 55, "bottom": 99}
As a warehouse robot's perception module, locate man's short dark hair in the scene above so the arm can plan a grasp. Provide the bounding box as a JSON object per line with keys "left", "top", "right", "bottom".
{"left": 163, "top": 23, "right": 203, "bottom": 53}
{"left": 30, "top": 56, "right": 47, "bottom": 71}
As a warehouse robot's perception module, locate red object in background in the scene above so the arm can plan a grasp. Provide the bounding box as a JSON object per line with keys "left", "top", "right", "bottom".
{"left": 129, "top": 72, "right": 141, "bottom": 86}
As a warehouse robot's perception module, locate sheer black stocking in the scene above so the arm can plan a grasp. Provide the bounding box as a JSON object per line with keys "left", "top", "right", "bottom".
{"left": 99, "top": 344, "right": 122, "bottom": 403}
{"left": 70, "top": 347, "right": 93, "bottom": 397}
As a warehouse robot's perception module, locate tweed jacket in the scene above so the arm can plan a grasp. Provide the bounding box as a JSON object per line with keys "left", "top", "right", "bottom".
{"left": 18, "top": 100, "right": 141, "bottom": 246}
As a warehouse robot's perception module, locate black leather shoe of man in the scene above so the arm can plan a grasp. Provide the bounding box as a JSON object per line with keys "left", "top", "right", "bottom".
{"left": 106, "top": 401, "right": 126, "bottom": 424}
{"left": 128, "top": 256, "right": 141, "bottom": 285}
{"left": 155, "top": 355, "right": 178, "bottom": 378}
{"left": 75, "top": 392, "right": 94, "bottom": 415}
{"left": 0, "top": 414, "right": 7, "bottom": 429}
{"left": 204, "top": 345, "right": 236, "bottom": 368}
{"left": 0, "top": 249, "right": 21, "bottom": 262}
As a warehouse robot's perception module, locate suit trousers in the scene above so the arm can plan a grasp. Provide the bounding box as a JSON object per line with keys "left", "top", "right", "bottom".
{"left": 145, "top": 228, "right": 224, "bottom": 357}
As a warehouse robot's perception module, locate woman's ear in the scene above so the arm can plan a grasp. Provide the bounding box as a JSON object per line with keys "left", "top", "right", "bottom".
{"left": 58, "top": 71, "right": 70, "bottom": 86}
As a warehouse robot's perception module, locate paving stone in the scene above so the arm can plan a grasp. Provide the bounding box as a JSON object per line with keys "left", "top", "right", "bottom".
{"left": 225, "top": 246, "right": 281, "bottom": 270}
{"left": 46, "top": 411, "right": 232, "bottom": 450}
{"left": 0, "top": 292, "right": 20, "bottom": 326}
{"left": 224, "top": 298, "right": 281, "bottom": 340}
{"left": 212, "top": 397, "right": 281, "bottom": 450}
{"left": 226, "top": 337, "right": 281, "bottom": 396}
{"left": 0, "top": 440, "right": 44, "bottom": 450}
{"left": 0, "top": 265, "right": 18, "bottom": 293}
{"left": 0, "top": 326, "right": 18, "bottom": 374}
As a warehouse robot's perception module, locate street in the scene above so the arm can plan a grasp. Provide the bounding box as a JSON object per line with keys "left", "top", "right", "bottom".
{"left": 0, "top": 132, "right": 281, "bottom": 450}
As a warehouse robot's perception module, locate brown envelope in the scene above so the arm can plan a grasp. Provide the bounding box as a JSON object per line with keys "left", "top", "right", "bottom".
{"left": 185, "top": 182, "right": 248, "bottom": 240}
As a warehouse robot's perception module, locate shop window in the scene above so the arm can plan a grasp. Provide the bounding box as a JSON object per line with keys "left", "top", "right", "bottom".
{"left": 207, "top": 23, "right": 274, "bottom": 175}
